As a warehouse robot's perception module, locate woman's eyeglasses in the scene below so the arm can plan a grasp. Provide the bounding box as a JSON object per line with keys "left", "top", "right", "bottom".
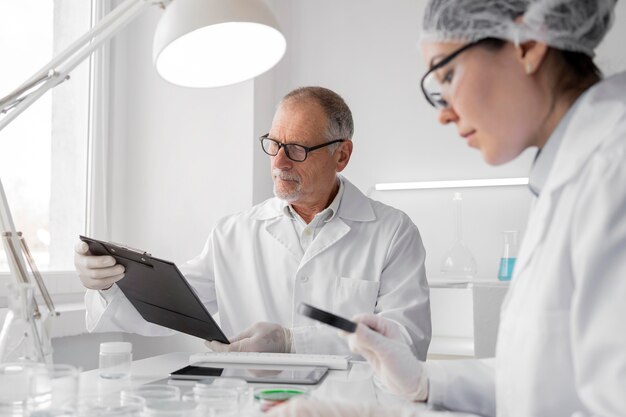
{"left": 420, "top": 39, "right": 486, "bottom": 109}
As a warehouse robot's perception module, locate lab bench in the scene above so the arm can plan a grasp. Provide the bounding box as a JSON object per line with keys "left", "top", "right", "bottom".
{"left": 78, "top": 352, "right": 481, "bottom": 415}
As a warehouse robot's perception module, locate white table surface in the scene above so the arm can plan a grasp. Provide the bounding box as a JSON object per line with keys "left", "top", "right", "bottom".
{"left": 78, "top": 352, "right": 477, "bottom": 416}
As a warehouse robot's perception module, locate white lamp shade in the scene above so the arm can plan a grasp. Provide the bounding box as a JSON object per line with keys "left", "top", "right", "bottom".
{"left": 153, "top": 0, "right": 286, "bottom": 88}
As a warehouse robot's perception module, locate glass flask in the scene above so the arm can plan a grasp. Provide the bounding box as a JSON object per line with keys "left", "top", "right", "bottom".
{"left": 0, "top": 282, "right": 47, "bottom": 364}
{"left": 498, "top": 231, "right": 518, "bottom": 281}
{"left": 440, "top": 193, "right": 477, "bottom": 279}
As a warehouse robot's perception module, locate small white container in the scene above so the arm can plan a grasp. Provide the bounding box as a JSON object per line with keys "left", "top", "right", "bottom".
{"left": 99, "top": 342, "right": 132, "bottom": 379}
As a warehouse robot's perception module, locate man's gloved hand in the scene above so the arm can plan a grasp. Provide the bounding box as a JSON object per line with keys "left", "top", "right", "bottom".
{"left": 74, "top": 240, "right": 125, "bottom": 290}
{"left": 345, "top": 314, "right": 429, "bottom": 402}
{"left": 266, "top": 397, "right": 420, "bottom": 417}
{"left": 205, "top": 322, "right": 292, "bottom": 353}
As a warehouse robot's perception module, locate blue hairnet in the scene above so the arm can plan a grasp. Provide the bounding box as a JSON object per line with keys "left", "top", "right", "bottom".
{"left": 421, "top": 0, "right": 617, "bottom": 57}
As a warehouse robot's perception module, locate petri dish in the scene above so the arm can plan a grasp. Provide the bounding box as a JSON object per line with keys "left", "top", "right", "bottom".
{"left": 196, "top": 377, "right": 251, "bottom": 406}
{"left": 189, "top": 386, "right": 239, "bottom": 413}
{"left": 74, "top": 394, "right": 145, "bottom": 416}
{"left": 121, "top": 384, "right": 180, "bottom": 405}
{"left": 254, "top": 387, "right": 308, "bottom": 412}
{"left": 198, "top": 377, "right": 247, "bottom": 392}
{"left": 142, "top": 399, "right": 198, "bottom": 417}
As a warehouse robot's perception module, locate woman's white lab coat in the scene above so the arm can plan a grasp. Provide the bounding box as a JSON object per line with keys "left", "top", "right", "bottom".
{"left": 85, "top": 177, "right": 431, "bottom": 358}
{"left": 426, "top": 73, "right": 626, "bottom": 416}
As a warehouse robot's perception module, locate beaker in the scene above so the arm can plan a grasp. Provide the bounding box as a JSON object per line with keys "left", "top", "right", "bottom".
{"left": 0, "top": 362, "right": 40, "bottom": 416}
{"left": 30, "top": 363, "right": 81, "bottom": 412}
{"left": 498, "top": 231, "right": 518, "bottom": 281}
{"left": 440, "top": 193, "right": 477, "bottom": 279}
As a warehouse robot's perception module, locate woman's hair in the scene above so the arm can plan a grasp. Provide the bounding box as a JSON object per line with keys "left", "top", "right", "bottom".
{"left": 480, "top": 37, "right": 602, "bottom": 99}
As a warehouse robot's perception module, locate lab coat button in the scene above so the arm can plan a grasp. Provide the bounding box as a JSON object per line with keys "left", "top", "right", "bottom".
{"left": 300, "top": 276, "right": 309, "bottom": 283}
{"left": 303, "top": 228, "right": 312, "bottom": 236}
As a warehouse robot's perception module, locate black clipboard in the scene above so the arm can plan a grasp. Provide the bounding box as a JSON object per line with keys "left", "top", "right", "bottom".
{"left": 79, "top": 235, "right": 229, "bottom": 344}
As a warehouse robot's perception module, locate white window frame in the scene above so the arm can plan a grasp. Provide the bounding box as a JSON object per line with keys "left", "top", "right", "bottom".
{"left": 0, "top": 0, "right": 111, "bottom": 313}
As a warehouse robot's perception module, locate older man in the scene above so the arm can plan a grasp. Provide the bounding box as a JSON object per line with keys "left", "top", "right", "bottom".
{"left": 75, "top": 87, "right": 431, "bottom": 358}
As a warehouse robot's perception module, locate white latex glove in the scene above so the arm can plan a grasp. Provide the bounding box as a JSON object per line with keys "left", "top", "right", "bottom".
{"left": 345, "top": 314, "right": 429, "bottom": 402}
{"left": 74, "top": 240, "right": 125, "bottom": 290}
{"left": 205, "top": 322, "right": 292, "bottom": 353}
{"left": 266, "top": 398, "right": 420, "bottom": 417}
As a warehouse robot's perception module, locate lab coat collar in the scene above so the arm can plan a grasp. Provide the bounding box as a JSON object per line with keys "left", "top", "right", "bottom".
{"left": 336, "top": 176, "right": 376, "bottom": 222}
{"left": 281, "top": 177, "right": 345, "bottom": 224}
{"left": 250, "top": 176, "right": 376, "bottom": 223}
{"left": 527, "top": 100, "right": 576, "bottom": 196}
{"left": 513, "top": 72, "right": 626, "bottom": 279}
{"left": 540, "top": 73, "right": 626, "bottom": 196}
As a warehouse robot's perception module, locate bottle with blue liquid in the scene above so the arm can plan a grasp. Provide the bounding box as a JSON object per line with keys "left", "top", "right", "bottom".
{"left": 498, "top": 230, "right": 517, "bottom": 281}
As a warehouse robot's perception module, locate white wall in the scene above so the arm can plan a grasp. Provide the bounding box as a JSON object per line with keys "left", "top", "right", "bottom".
{"left": 108, "top": 7, "right": 256, "bottom": 265}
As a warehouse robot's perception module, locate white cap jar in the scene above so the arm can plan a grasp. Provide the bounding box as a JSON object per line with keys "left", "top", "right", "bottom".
{"left": 99, "top": 342, "right": 132, "bottom": 379}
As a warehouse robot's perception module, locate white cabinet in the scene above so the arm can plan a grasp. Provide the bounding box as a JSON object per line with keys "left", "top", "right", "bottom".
{"left": 428, "top": 280, "right": 509, "bottom": 359}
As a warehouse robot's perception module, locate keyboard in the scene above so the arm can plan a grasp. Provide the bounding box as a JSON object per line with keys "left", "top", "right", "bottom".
{"left": 188, "top": 351, "right": 350, "bottom": 370}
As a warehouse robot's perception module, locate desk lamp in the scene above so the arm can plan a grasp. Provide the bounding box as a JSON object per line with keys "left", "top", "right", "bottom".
{"left": 0, "top": 0, "right": 286, "bottom": 363}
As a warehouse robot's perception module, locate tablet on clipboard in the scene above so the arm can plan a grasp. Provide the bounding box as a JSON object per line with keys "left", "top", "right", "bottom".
{"left": 79, "top": 235, "right": 229, "bottom": 344}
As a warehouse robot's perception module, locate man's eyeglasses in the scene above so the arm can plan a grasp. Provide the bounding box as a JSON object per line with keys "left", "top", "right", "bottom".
{"left": 259, "top": 134, "right": 345, "bottom": 162}
{"left": 420, "top": 39, "right": 485, "bottom": 109}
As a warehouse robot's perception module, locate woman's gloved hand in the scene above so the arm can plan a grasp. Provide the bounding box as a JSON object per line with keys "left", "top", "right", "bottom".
{"left": 345, "top": 314, "right": 429, "bottom": 402}
{"left": 205, "top": 322, "right": 292, "bottom": 353}
{"left": 74, "top": 240, "right": 125, "bottom": 291}
{"left": 266, "top": 397, "right": 420, "bottom": 417}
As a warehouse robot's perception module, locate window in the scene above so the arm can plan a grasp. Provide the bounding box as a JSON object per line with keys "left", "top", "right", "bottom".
{"left": 0, "top": 1, "right": 95, "bottom": 297}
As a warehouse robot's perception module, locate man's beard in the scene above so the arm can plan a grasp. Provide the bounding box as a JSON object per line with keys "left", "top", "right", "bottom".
{"left": 272, "top": 169, "right": 302, "bottom": 202}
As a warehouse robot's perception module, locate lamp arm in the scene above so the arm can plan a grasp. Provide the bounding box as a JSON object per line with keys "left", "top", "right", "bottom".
{"left": 0, "top": 70, "right": 58, "bottom": 113}
{"left": 0, "top": 0, "right": 142, "bottom": 113}
{"left": 0, "top": 0, "right": 168, "bottom": 132}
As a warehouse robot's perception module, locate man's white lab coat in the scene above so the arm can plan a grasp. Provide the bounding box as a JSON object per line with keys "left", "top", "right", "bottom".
{"left": 85, "top": 177, "right": 431, "bottom": 358}
{"left": 426, "top": 73, "right": 626, "bottom": 416}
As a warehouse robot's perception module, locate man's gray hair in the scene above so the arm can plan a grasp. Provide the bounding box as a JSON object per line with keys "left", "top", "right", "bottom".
{"left": 282, "top": 87, "right": 354, "bottom": 153}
